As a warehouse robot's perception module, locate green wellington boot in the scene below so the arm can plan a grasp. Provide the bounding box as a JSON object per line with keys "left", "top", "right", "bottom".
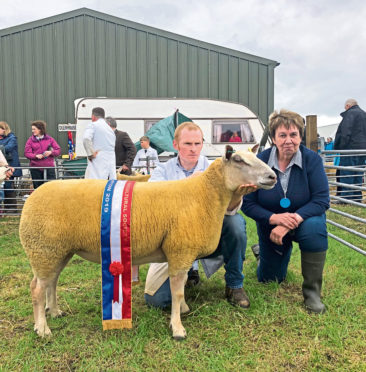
{"left": 301, "top": 251, "right": 327, "bottom": 314}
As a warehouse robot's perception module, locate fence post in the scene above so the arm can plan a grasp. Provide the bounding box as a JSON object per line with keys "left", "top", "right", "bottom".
{"left": 306, "top": 115, "right": 318, "bottom": 152}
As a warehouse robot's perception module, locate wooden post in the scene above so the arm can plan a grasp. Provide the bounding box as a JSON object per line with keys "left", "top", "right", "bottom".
{"left": 306, "top": 115, "right": 318, "bottom": 152}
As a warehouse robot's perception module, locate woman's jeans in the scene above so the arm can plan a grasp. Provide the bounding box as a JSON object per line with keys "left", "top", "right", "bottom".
{"left": 256, "top": 214, "right": 328, "bottom": 283}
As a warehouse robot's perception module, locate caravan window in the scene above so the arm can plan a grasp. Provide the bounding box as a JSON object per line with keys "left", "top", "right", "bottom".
{"left": 144, "top": 119, "right": 162, "bottom": 133}
{"left": 212, "top": 120, "right": 255, "bottom": 144}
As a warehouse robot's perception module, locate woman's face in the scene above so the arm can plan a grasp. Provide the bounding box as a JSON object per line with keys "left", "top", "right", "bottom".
{"left": 272, "top": 124, "right": 301, "bottom": 160}
{"left": 0, "top": 127, "right": 5, "bottom": 136}
{"left": 32, "top": 126, "right": 41, "bottom": 137}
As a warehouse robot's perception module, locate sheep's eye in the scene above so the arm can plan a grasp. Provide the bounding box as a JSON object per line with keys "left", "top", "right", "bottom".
{"left": 232, "top": 155, "right": 250, "bottom": 166}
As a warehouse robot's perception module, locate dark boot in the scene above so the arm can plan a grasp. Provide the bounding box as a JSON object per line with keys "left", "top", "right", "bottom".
{"left": 225, "top": 287, "right": 250, "bottom": 308}
{"left": 301, "top": 251, "right": 327, "bottom": 314}
{"left": 186, "top": 269, "right": 200, "bottom": 288}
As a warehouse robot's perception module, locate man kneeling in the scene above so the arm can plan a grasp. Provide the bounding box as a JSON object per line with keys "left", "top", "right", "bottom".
{"left": 144, "top": 122, "right": 254, "bottom": 309}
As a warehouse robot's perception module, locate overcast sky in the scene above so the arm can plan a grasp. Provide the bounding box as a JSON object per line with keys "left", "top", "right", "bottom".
{"left": 1, "top": 0, "right": 366, "bottom": 125}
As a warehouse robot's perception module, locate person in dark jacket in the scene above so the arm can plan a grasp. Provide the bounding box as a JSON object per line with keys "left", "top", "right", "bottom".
{"left": 334, "top": 99, "right": 366, "bottom": 202}
{"left": 106, "top": 117, "right": 136, "bottom": 175}
{"left": 24, "top": 120, "right": 61, "bottom": 189}
{"left": 242, "top": 109, "right": 330, "bottom": 314}
{"left": 0, "top": 121, "right": 22, "bottom": 212}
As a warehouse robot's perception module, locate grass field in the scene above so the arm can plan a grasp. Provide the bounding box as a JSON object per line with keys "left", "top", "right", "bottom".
{"left": 0, "top": 214, "right": 365, "bottom": 372}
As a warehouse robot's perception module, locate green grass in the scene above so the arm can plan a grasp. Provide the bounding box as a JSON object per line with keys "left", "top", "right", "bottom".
{"left": 0, "top": 216, "right": 365, "bottom": 371}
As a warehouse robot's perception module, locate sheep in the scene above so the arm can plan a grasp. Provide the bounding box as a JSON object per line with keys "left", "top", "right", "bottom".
{"left": 117, "top": 173, "right": 151, "bottom": 182}
{"left": 19, "top": 147, "right": 277, "bottom": 339}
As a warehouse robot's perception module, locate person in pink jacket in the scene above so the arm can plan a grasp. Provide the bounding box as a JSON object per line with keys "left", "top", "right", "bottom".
{"left": 24, "top": 120, "right": 61, "bottom": 189}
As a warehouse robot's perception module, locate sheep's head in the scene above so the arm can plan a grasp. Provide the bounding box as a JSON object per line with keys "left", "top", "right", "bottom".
{"left": 223, "top": 145, "right": 277, "bottom": 191}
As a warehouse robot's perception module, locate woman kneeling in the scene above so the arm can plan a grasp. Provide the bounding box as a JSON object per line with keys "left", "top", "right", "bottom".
{"left": 242, "top": 109, "right": 329, "bottom": 314}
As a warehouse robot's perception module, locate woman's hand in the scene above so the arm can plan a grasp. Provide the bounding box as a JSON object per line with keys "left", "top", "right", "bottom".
{"left": 269, "top": 213, "right": 300, "bottom": 230}
{"left": 36, "top": 154, "right": 44, "bottom": 159}
{"left": 270, "top": 225, "right": 290, "bottom": 245}
{"left": 43, "top": 151, "right": 52, "bottom": 157}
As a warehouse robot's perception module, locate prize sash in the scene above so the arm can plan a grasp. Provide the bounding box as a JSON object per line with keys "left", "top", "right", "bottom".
{"left": 100, "top": 180, "right": 135, "bottom": 330}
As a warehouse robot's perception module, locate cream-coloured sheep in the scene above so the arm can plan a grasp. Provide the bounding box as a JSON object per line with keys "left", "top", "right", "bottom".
{"left": 20, "top": 148, "right": 276, "bottom": 339}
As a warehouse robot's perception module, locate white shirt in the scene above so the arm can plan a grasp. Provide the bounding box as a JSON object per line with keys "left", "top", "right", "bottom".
{"left": 132, "top": 146, "right": 159, "bottom": 174}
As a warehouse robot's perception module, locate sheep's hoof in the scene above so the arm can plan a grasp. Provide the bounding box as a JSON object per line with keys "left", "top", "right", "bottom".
{"left": 173, "top": 335, "right": 186, "bottom": 341}
{"left": 180, "top": 302, "right": 190, "bottom": 314}
{"left": 46, "top": 308, "right": 66, "bottom": 318}
{"left": 34, "top": 324, "right": 52, "bottom": 337}
{"left": 171, "top": 324, "right": 187, "bottom": 340}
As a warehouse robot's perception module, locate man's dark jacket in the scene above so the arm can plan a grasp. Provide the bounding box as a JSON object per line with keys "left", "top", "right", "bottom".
{"left": 114, "top": 129, "right": 136, "bottom": 174}
{"left": 334, "top": 105, "right": 366, "bottom": 150}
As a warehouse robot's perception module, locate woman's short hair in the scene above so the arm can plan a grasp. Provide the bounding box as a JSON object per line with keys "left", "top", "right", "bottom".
{"left": 0, "top": 121, "right": 11, "bottom": 136}
{"left": 31, "top": 120, "right": 47, "bottom": 135}
{"left": 174, "top": 122, "right": 203, "bottom": 142}
{"left": 268, "top": 109, "right": 304, "bottom": 139}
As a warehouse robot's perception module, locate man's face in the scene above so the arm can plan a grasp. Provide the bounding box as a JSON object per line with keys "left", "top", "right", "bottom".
{"left": 140, "top": 140, "right": 150, "bottom": 149}
{"left": 173, "top": 128, "right": 203, "bottom": 165}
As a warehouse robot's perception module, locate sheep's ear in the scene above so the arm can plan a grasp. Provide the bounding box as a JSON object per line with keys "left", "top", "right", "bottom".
{"left": 250, "top": 143, "right": 259, "bottom": 154}
{"left": 225, "top": 145, "right": 235, "bottom": 160}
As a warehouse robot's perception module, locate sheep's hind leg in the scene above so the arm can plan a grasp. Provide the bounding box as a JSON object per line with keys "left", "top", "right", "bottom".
{"left": 31, "top": 276, "right": 51, "bottom": 337}
{"left": 45, "top": 253, "right": 73, "bottom": 318}
{"left": 169, "top": 270, "right": 188, "bottom": 340}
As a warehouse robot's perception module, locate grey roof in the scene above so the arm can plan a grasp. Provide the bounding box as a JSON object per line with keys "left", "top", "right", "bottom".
{"left": 0, "top": 7, "right": 279, "bottom": 67}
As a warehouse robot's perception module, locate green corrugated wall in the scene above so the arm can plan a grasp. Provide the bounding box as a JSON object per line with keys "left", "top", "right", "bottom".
{"left": 0, "top": 8, "right": 278, "bottom": 154}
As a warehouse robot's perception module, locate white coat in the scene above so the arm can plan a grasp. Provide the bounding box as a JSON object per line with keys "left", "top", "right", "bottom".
{"left": 83, "top": 118, "right": 116, "bottom": 180}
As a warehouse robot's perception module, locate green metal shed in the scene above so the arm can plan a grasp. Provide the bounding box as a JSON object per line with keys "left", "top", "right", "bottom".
{"left": 0, "top": 7, "right": 279, "bottom": 154}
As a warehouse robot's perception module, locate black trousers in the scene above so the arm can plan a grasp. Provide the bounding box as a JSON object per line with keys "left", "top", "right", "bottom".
{"left": 30, "top": 168, "right": 56, "bottom": 189}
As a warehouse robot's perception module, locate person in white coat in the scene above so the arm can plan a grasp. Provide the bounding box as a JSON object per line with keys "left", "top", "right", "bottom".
{"left": 83, "top": 107, "right": 116, "bottom": 180}
{"left": 132, "top": 136, "right": 159, "bottom": 174}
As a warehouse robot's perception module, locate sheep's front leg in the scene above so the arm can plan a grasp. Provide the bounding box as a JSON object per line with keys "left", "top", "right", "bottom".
{"left": 169, "top": 271, "right": 188, "bottom": 340}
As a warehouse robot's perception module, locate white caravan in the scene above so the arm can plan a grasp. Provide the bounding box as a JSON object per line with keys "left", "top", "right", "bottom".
{"left": 74, "top": 98, "right": 268, "bottom": 158}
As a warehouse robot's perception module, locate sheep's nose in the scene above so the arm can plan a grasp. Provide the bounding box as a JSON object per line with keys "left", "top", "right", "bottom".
{"left": 268, "top": 174, "right": 276, "bottom": 180}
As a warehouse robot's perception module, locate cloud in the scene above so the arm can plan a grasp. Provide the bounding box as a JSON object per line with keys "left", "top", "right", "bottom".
{"left": 1, "top": 0, "right": 366, "bottom": 120}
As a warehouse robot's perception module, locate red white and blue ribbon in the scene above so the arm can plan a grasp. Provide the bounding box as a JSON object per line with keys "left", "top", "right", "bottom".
{"left": 101, "top": 180, "right": 135, "bottom": 330}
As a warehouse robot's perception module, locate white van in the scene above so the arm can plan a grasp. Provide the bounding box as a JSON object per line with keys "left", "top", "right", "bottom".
{"left": 74, "top": 98, "right": 269, "bottom": 157}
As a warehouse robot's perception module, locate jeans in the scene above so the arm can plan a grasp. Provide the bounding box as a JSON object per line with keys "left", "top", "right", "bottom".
{"left": 30, "top": 168, "right": 56, "bottom": 189}
{"left": 145, "top": 213, "right": 247, "bottom": 308}
{"left": 338, "top": 155, "right": 366, "bottom": 201}
{"left": 256, "top": 214, "right": 328, "bottom": 283}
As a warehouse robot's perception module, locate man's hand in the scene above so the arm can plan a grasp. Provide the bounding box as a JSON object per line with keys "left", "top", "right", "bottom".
{"left": 88, "top": 151, "right": 99, "bottom": 161}
{"left": 5, "top": 167, "right": 14, "bottom": 180}
{"left": 270, "top": 225, "right": 290, "bottom": 245}
{"left": 269, "top": 213, "right": 300, "bottom": 230}
{"left": 234, "top": 184, "right": 258, "bottom": 197}
{"left": 228, "top": 183, "right": 257, "bottom": 211}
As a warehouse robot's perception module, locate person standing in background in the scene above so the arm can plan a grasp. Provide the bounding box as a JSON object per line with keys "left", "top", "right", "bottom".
{"left": 105, "top": 117, "right": 136, "bottom": 175}
{"left": 24, "top": 121, "right": 61, "bottom": 189}
{"left": 334, "top": 99, "right": 366, "bottom": 201}
{"left": 132, "top": 136, "right": 159, "bottom": 174}
{"left": 0, "top": 121, "right": 22, "bottom": 212}
{"left": 83, "top": 107, "right": 116, "bottom": 180}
